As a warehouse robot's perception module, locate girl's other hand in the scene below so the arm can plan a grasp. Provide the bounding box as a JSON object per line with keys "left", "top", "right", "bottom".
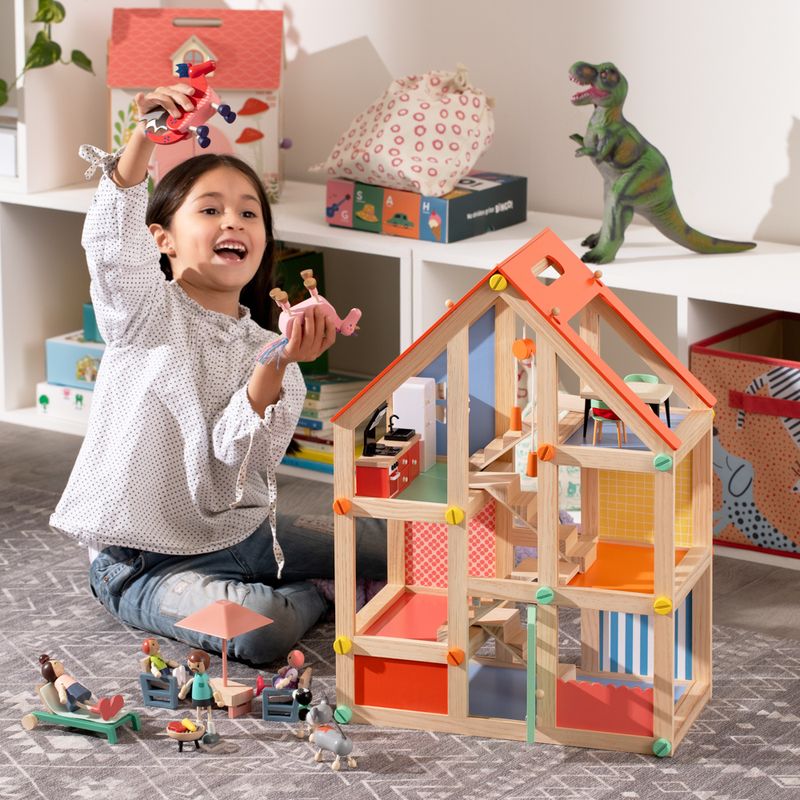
{"left": 134, "top": 84, "right": 196, "bottom": 119}
{"left": 283, "top": 305, "right": 337, "bottom": 364}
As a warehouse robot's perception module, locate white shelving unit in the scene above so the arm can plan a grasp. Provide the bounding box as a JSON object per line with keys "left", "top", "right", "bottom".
{"left": 1, "top": 179, "right": 799, "bottom": 462}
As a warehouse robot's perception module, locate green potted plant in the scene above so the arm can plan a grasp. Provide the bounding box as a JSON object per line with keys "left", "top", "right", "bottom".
{"left": 0, "top": 0, "right": 93, "bottom": 107}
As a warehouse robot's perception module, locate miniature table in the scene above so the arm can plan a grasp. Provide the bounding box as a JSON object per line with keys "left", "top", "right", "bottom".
{"left": 210, "top": 677, "right": 253, "bottom": 719}
{"left": 580, "top": 381, "right": 674, "bottom": 436}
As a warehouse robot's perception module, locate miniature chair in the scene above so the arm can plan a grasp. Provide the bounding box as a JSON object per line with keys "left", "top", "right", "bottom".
{"left": 623, "top": 373, "right": 671, "bottom": 427}
{"left": 139, "top": 655, "right": 180, "bottom": 710}
{"left": 261, "top": 667, "right": 312, "bottom": 723}
{"left": 590, "top": 400, "right": 627, "bottom": 447}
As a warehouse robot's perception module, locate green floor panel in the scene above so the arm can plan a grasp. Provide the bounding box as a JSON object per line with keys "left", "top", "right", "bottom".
{"left": 396, "top": 462, "right": 448, "bottom": 503}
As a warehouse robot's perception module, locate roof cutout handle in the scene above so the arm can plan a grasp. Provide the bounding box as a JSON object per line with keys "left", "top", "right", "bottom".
{"left": 172, "top": 18, "right": 223, "bottom": 27}
{"left": 531, "top": 256, "right": 564, "bottom": 282}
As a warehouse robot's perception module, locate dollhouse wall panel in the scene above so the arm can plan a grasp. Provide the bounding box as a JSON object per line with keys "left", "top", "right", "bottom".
{"left": 596, "top": 592, "right": 693, "bottom": 680}
{"left": 598, "top": 458, "right": 694, "bottom": 548}
{"left": 404, "top": 500, "right": 496, "bottom": 587}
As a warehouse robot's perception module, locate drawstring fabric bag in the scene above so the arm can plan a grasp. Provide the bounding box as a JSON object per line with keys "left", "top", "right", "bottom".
{"left": 313, "top": 64, "right": 495, "bottom": 197}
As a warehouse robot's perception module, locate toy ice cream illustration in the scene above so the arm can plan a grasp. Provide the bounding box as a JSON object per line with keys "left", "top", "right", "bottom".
{"left": 428, "top": 210, "right": 442, "bottom": 241}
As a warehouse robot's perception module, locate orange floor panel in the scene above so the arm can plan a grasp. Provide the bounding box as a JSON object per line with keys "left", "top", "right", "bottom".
{"left": 364, "top": 590, "right": 448, "bottom": 641}
{"left": 568, "top": 541, "right": 687, "bottom": 592}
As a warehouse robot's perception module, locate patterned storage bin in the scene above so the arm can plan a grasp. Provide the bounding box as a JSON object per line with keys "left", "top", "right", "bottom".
{"left": 690, "top": 312, "right": 800, "bottom": 558}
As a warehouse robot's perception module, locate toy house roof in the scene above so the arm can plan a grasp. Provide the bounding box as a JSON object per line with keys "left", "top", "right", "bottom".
{"left": 332, "top": 228, "right": 715, "bottom": 453}
{"left": 107, "top": 8, "right": 283, "bottom": 90}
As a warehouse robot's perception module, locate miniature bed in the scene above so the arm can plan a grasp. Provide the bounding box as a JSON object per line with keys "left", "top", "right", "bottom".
{"left": 21, "top": 683, "right": 141, "bottom": 744}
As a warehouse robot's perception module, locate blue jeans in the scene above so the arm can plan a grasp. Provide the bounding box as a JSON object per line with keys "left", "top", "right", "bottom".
{"left": 89, "top": 514, "right": 386, "bottom": 666}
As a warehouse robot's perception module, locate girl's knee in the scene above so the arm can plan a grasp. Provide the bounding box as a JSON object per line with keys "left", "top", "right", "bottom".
{"left": 233, "top": 584, "right": 325, "bottom": 666}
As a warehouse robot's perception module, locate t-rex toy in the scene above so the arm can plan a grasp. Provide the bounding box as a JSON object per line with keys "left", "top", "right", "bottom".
{"left": 568, "top": 61, "right": 756, "bottom": 263}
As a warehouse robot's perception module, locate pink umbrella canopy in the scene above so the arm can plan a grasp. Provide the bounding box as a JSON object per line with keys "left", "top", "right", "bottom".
{"left": 176, "top": 600, "right": 272, "bottom": 686}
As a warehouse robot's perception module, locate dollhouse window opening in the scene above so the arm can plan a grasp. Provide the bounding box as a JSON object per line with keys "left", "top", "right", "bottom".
{"left": 182, "top": 49, "right": 205, "bottom": 65}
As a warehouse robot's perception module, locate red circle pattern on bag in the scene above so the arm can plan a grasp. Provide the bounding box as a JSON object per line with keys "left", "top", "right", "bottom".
{"left": 318, "top": 68, "right": 495, "bottom": 197}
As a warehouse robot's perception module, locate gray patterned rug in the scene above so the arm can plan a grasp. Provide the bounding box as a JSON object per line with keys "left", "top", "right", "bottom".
{"left": 2, "top": 480, "right": 799, "bottom": 800}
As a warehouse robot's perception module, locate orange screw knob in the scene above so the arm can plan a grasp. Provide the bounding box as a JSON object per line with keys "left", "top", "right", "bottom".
{"left": 537, "top": 443, "right": 555, "bottom": 461}
{"left": 332, "top": 497, "right": 352, "bottom": 515}
{"left": 447, "top": 647, "right": 465, "bottom": 666}
{"left": 512, "top": 338, "right": 535, "bottom": 360}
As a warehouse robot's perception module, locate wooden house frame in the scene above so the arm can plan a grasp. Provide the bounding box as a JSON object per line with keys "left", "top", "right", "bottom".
{"left": 331, "top": 228, "right": 714, "bottom": 756}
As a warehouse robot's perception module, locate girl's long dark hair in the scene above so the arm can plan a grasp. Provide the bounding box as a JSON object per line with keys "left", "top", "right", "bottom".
{"left": 145, "top": 154, "right": 274, "bottom": 328}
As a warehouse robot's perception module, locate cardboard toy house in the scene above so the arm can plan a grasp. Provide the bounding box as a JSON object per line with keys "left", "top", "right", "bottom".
{"left": 331, "top": 228, "right": 714, "bottom": 756}
{"left": 107, "top": 8, "right": 284, "bottom": 199}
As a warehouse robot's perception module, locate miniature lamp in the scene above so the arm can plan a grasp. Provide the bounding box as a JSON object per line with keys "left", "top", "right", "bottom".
{"left": 176, "top": 600, "right": 272, "bottom": 687}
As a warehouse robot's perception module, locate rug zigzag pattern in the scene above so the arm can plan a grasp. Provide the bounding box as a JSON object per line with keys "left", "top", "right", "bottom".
{"left": 1, "top": 480, "right": 799, "bottom": 799}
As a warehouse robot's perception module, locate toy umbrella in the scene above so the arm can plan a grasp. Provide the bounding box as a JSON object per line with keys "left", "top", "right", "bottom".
{"left": 176, "top": 600, "right": 272, "bottom": 686}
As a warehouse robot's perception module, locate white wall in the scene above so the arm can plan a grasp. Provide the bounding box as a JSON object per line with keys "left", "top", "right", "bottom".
{"left": 212, "top": 0, "right": 800, "bottom": 245}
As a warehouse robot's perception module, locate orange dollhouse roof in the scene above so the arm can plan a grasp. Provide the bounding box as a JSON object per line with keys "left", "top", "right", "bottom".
{"left": 107, "top": 8, "right": 283, "bottom": 90}
{"left": 332, "top": 228, "right": 715, "bottom": 452}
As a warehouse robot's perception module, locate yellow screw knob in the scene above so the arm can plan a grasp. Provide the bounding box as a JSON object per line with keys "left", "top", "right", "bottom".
{"left": 653, "top": 596, "right": 673, "bottom": 616}
{"left": 333, "top": 636, "right": 352, "bottom": 654}
{"left": 489, "top": 274, "right": 508, "bottom": 292}
{"left": 445, "top": 506, "right": 465, "bottom": 525}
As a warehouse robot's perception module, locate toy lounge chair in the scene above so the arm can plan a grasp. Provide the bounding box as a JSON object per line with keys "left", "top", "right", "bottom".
{"left": 21, "top": 683, "right": 140, "bottom": 744}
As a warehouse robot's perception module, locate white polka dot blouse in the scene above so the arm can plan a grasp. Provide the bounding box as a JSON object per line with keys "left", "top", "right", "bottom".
{"left": 50, "top": 159, "right": 305, "bottom": 557}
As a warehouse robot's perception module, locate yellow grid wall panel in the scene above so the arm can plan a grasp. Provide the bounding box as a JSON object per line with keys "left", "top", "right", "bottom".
{"left": 598, "top": 454, "right": 693, "bottom": 547}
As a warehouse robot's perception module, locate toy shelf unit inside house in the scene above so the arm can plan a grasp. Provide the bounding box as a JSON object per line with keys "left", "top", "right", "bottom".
{"left": 331, "top": 227, "right": 713, "bottom": 756}
{"left": 326, "top": 172, "right": 527, "bottom": 243}
{"left": 107, "top": 7, "right": 286, "bottom": 200}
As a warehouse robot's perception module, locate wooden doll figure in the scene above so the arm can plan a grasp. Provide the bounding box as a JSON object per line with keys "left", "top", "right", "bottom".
{"left": 38, "top": 654, "right": 124, "bottom": 721}
{"left": 141, "top": 637, "right": 180, "bottom": 679}
{"left": 177, "top": 650, "right": 224, "bottom": 740}
{"left": 273, "top": 649, "right": 305, "bottom": 690}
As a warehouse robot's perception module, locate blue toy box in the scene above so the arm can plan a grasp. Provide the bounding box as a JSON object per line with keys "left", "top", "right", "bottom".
{"left": 45, "top": 331, "right": 105, "bottom": 391}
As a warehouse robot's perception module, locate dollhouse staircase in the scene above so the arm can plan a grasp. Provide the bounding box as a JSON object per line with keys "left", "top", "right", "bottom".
{"left": 469, "top": 424, "right": 532, "bottom": 471}
{"left": 468, "top": 469, "right": 597, "bottom": 579}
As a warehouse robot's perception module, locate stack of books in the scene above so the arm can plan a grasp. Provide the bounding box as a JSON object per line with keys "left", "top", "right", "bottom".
{"left": 282, "top": 372, "right": 371, "bottom": 474}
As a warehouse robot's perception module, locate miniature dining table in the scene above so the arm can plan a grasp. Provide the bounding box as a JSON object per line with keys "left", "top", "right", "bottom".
{"left": 580, "top": 381, "right": 673, "bottom": 437}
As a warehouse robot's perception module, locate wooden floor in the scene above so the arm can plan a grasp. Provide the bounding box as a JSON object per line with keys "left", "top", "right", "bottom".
{"left": 2, "top": 421, "right": 799, "bottom": 641}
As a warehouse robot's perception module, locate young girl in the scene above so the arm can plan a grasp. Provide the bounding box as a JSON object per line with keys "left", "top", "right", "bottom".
{"left": 50, "top": 83, "right": 385, "bottom": 664}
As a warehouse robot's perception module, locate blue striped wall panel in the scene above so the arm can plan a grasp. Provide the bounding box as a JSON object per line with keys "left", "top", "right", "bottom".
{"left": 597, "top": 592, "right": 693, "bottom": 680}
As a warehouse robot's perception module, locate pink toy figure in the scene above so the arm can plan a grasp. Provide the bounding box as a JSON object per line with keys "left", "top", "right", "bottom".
{"left": 143, "top": 60, "right": 236, "bottom": 149}
{"left": 38, "top": 654, "right": 124, "bottom": 721}
{"left": 257, "top": 269, "right": 361, "bottom": 366}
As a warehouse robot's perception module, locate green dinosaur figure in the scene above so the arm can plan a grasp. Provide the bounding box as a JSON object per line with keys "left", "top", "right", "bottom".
{"left": 569, "top": 61, "right": 756, "bottom": 264}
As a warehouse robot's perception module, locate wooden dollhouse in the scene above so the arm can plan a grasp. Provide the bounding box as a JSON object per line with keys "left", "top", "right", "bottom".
{"left": 331, "top": 228, "right": 714, "bottom": 756}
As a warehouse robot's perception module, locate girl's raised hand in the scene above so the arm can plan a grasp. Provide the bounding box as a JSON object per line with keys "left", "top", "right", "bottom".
{"left": 134, "top": 84, "right": 196, "bottom": 119}
{"left": 283, "top": 305, "right": 337, "bottom": 365}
